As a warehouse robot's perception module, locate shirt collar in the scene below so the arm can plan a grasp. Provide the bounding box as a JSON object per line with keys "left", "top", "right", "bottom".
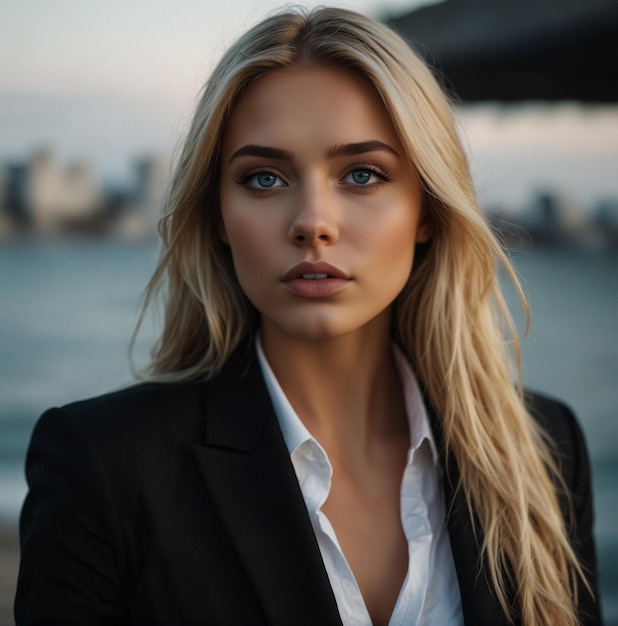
{"left": 391, "top": 344, "right": 440, "bottom": 466}
{"left": 255, "top": 336, "right": 439, "bottom": 467}
{"left": 255, "top": 335, "right": 312, "bottom": 456}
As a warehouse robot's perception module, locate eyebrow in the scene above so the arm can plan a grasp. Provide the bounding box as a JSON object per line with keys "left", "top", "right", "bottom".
{"left": 327, "top": 140, "right": 400, "bottom": 159}
{"left": 229, "top": 145, "right": 294, "bottom": 164}
{"left": 228, "top": 140, "right": 400, "bottom": 164}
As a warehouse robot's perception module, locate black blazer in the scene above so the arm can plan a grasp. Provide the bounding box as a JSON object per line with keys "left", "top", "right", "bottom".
{"left": 15, "top": 347, "right": 601, "bottom": 625}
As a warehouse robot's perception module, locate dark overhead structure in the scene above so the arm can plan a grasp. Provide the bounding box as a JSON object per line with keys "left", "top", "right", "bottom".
{"left": 386, "top": 0, "right": 618, "bottom": 102}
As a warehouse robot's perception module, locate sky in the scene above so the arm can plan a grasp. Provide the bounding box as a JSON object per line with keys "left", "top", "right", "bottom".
{"left": 0, "top": 0, "right": 436, "bottom": 181}
{"left": 1, "top": 0, "right": 617, "bottom": 213}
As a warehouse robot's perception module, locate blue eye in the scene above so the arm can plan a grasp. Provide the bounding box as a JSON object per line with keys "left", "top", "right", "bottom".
{"left": 343, "top": 167, "right": 389, "bottom": 186}
{"left": 256, "top": 172, "right": 278, "bottom": 188}
{"left": 239, "top": 170, "right": 285, "bottom": 190}
{"left": 351, "top": 169, "right": 373, "bottom": 184}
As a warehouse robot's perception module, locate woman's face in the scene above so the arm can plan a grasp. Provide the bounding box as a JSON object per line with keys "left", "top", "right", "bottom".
{"left": 219, "top": 65, "right": 430, "bottom": 343}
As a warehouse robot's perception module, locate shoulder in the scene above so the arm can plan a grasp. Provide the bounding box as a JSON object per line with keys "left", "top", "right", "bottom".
{"left": 525, "top": 390, "right": 585, "bottom": 455}
{"left": 23, "top": 378, "right": 225, "bottom": 523}
{"left": 64, "top": 379, "right": 204, "bottom": 417}
{"left": 524, "top": 390, "right": 581, "bottom": 440}
{"left": 27, "top": 376, "right": 242, "bottom": 485}
{"left": 524, "top": 391, "right": 595, "bottom": 538}
{"left": 524, "top": 390, "right": 590, "bottom": 485}
{"left": 30, "top": 345, "right": 264, "bottom": 460}
{"left": 63, "top": 380, "right": 205, "bottom": 430}
{"left": 33, "top": 380, "right": 207, "bottom": 448}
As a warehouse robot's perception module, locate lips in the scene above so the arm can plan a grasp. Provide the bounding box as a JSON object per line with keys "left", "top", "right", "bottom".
{"left": 282, "top": 261, "right": 351, "bottom": 298}
{"left": 301, "top": 273, "right": 328, "bottom": 279}
{"left": 282, "top": 262, "right": 350, "bottom": 281}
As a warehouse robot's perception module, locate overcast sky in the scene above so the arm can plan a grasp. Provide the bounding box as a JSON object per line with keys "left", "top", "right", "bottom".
{"left": 0, "top": 1, "right": 428, "bottom": 97}
{"left": 1, "top": 0, "right": 617, "bottom": 212}
{"left": 0, "top": 1, "right": 436, "bottom": 177}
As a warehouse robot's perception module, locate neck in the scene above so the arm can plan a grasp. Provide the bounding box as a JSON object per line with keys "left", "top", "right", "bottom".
{"left": 260, "top": 317, "right": 407, "bottom": 457}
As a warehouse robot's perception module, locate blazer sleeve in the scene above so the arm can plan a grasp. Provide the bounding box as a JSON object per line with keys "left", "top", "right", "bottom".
{"left": 527, "top": 393, "right": 602, "bottom": 625}
{"left": 15, "top": 407, "right": 129, "bottom": 625}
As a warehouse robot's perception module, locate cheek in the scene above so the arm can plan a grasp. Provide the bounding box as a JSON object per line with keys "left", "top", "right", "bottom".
{"left": 223, "top": 218, "right": 256, "bottom": 253}
{"left": 220, "top": 187, "right": 283, "bottom": 259}
{"left": 372, "top": 206, "right": 420, "bottom": 264}
{"left": 370, "top": 210, "right": 421, "bottom": 298}
{"left": 382, "top": 231, "right": 416, "bottom": 288}
{"left": 220, "top": 221, "right": 262, "bottom": 302}
{"left": 220, "top": 212, "right": 279, "bottom": 300}
{"left": 221, "top": 203, "right": 265, "bottom": 260}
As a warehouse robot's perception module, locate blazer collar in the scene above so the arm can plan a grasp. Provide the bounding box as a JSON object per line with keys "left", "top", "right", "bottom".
{"left": 190, "top": 345, "right": 342, "bottom": 625}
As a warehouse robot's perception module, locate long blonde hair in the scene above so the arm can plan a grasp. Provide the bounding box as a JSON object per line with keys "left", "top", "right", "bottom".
{"left": 136, "top": 7, "right": 589, "bottom": 624}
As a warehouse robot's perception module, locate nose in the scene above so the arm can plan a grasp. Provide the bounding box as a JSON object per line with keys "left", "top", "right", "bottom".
{"left": 288, "top": 185, "right": 339, "bottom": 247}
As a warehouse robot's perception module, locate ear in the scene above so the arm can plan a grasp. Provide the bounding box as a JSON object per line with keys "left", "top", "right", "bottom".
{"left": 415, "top": 213, "right": 434, "bottom": 244}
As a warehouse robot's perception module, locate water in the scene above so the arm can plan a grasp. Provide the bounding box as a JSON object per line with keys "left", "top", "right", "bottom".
{"left": 0, "top": 239, "right": 616, "bottom": 622}
{"left": 0, "top": 239, "right": 160, "bottom": 523}
{"left": 503, "top": 248, "right": 618, "bottom": 623}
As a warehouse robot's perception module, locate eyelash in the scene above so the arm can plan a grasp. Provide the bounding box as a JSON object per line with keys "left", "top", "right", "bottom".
{"left": 342, "top": 163, "right": 393, "bottom": 188}
{"left": 235, "top": 168, "right": 286, "bottom": 193}
{"left": 234, "top": 163, "right": 394, "bottom": 193}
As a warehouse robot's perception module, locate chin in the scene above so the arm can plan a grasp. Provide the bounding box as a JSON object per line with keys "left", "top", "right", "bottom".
{"left": 270, "top": 313, "right": 384, "bottom": 344}
{"left": 281, "top": 324, "right": 351, "bottom": 342}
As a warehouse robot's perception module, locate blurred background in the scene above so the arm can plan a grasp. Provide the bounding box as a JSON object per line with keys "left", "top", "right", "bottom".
{"left": 0, "top": 0, "right": 616, "bottom": 623}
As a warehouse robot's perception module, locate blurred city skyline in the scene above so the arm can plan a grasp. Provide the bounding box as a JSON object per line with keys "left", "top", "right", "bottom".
{"left": 1, "top": 0, "right": 617, "bottom": 216}
{"left": 0, "top": 0, "right": 437, "bottom": 184}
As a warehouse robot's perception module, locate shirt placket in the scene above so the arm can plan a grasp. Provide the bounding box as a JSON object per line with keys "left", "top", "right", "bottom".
{"left": 390, "top": 444, "right": 433, "bottom": 626}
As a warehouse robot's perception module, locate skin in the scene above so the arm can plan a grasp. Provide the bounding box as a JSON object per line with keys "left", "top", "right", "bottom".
{"left": 219, "top": 65, "right": 431, "bottom": 626}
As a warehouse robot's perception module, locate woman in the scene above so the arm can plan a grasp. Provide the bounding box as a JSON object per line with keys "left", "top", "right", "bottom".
{"left": 15, "top": 7, "right": 600, "bottom": 626}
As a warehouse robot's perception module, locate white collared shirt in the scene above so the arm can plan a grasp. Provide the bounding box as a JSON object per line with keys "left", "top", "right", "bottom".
{"left": 256, "top": 339, "right": 463, "bottom": 626}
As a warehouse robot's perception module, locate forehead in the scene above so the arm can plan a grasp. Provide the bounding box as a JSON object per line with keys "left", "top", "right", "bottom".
{"left": 222, "top": 65, "right": 403, "bottom": 156}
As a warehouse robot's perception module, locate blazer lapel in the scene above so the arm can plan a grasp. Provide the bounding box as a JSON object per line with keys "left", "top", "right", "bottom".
{"left": 190, "top": 347, "right": 342, "bottom": 625}
{"left": 426, "top": 402, "right": 511, "bottom": 626}
{"left": 442, "top": 467, "right": 511, "bottom": 626}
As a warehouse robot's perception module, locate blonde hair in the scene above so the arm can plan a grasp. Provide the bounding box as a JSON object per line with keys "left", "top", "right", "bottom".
{"left": 136, "top": 7, "right": 589, "bottom": 624}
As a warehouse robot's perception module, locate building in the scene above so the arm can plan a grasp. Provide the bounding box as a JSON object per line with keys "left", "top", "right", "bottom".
{"left": 0, "top": 146, "right": 102, "bottom": 234}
